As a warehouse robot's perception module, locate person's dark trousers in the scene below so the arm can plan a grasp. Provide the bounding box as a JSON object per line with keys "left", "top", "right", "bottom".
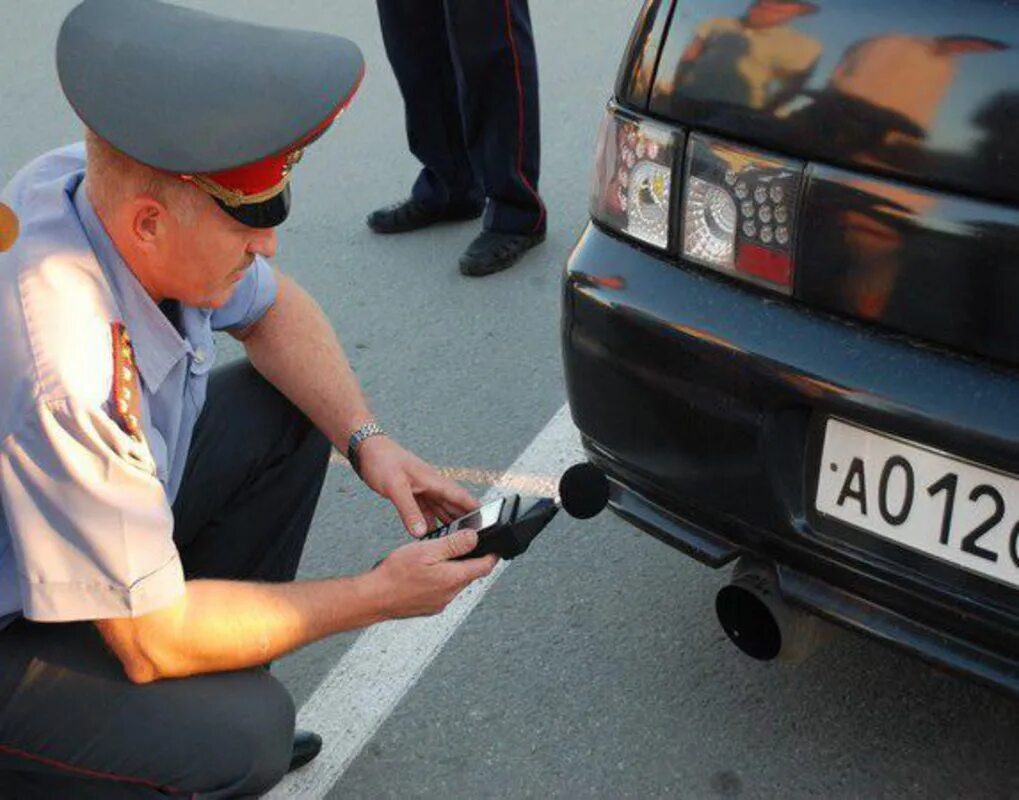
{"left": 376, "top": 0, "right": 546, "bottom": 235}
{"left": 0, "top": 361, "right": 332, "bottom": 799}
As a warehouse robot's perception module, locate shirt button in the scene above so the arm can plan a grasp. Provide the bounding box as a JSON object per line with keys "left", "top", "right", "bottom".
{"left": 193, "top": 348, "right": 206, "bottom": 365}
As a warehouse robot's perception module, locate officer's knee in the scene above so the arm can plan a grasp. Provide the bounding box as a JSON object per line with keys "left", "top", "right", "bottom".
{"left": 220, "top": 675, "right": 295, "bottom": 795}
{"left": 302, "top": 422, "right": 332, "bottom": 475}
{"left": 240, "top": 359, "right": 327, "bottom": 442}
{"left": 171, "top": 671, "right": 296, "bottom": 796}
{"left": 216, "top": 359, "right": 330, "bottom": 470}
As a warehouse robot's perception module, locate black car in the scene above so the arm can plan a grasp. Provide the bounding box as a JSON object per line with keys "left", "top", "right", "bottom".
{"left": 562, "top": 0, "right": 1019, "bottom": 693}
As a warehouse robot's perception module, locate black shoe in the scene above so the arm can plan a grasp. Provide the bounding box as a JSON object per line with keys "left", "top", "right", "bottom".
{"left": 366, "top": 198, "right": 483, "bottom": 234}
{"left": 288, "top": 729, "right": 323, "bottom": 773}
{"left": 458, "top": 230, "right": 546, "bottom": 276}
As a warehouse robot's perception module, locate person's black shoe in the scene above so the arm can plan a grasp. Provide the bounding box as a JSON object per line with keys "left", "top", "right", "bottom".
{"left": 458, "top": 230, "right": 546, "bottom": 276}
{"left": 366, "top": 198, "right": 483, "bottom": 234}
{"left": 288, "top": 729, "right": 323, "bottom": 773}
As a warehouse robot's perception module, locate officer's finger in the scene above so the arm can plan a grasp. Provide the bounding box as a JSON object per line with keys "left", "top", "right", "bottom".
{"left": 431, "top": 528, "right": 479, "bottom": 561}
{"left": 425, "top": 475, "right": 477, "bottom": 515}
{"left": 427, "top": 499, "right": 459, "bottom": 525}
{"left": 418, "top": 498, "right": 448, "bottom": 526}
{"left": 457, "top": 553, "right": 499, "bottom": 583}
{"left": 389, "top": 480, "right": 428, "bottom": 537}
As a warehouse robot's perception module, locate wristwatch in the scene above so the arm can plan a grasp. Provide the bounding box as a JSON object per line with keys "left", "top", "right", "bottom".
{"left": 346, "top": 421, "right": 386, "bottom": 477}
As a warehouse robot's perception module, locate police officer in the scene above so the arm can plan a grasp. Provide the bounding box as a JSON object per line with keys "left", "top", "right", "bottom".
{"left": 0, "top": 2, "right": 496, "bottom": 796}
{"left": 368, "top": 0, "right": 547, "bottom": 277}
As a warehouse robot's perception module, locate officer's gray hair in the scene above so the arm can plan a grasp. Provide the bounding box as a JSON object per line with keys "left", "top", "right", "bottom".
{"left": 84, "top": 130, "right": 200, "bottom": 226}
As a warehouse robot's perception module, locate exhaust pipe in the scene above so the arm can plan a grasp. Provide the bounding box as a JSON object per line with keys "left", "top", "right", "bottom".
{"left": 715, "top": 558, "right": 830, "bottom": 664}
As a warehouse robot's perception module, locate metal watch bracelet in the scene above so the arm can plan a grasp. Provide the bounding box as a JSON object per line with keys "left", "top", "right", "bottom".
{"left": 346, "top": 421, "right": 386, "bottom": 477}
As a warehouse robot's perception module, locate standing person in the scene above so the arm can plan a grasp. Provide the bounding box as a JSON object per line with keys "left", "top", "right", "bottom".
{"left": 0, "top": 1, "right": 496, "bottom": 797}
{"left": 672, "top": 0, "right": 821, "bottom": 112}
{"left": 369, "top": 0, "right": 547, "bottom": 277}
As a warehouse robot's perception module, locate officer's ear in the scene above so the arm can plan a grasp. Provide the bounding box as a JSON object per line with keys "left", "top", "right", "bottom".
{"left": 128, "top": 196, "right": 172, "bottom": 250}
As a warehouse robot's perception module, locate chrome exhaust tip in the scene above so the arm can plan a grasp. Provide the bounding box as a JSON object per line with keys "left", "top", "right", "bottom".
{"left": 715, "top": 558, "right": 830, "bottom": 664}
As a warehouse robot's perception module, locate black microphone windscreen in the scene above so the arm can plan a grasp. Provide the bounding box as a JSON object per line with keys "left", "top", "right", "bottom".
{"left": 559, "top": 463, "right": 609, "bottom": 519}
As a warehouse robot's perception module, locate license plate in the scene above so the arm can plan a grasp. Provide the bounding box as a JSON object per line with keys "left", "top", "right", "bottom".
{"left": 815, "top": 418, "right": 1019, "bottom": 590}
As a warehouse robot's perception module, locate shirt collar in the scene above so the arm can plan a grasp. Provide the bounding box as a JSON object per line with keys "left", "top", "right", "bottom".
{"left": 72, "top": 180, "right": 188, "bottom": 392}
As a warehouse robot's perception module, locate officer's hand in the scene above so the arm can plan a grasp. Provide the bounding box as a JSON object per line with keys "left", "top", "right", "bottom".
{"left": 355, "top": 436, "right": 478, "bottom": 537}
{"left": 370, "top": 529, "right": 498, "bottom": 619}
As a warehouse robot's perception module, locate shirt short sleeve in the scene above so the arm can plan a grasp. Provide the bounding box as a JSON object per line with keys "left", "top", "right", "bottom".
{"left": 0, "top": 397, "right": 183, "bottom": 622}
{"left": 210, "top": 255, "right": 278, "bottom": 332}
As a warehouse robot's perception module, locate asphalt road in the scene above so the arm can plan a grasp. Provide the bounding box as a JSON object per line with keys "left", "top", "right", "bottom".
{"left": 3, "top": 2, "right": 1019, "bottom": 798}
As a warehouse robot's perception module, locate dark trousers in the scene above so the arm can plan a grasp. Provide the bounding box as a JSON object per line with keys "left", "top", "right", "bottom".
{"left": 0, "top": 362, "right": 332, "bottom": 798}
{"left": 377, "top": 0, "right": 546, "bottom": 234}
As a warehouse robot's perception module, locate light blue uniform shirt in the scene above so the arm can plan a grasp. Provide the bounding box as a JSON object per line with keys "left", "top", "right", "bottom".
{"left": 0, "top": 144, "right": 277, "bottom": 629}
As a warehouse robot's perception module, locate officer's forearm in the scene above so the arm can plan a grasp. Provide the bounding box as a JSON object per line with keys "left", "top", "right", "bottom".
{"left": 96, "top": 575, "right": 388, "bottom": 684}
{"left": 238, "top": 271, "right": 375, "bottom": 449}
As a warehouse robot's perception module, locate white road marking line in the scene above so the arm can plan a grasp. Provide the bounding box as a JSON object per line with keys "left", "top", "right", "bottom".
{"left": 267, "top": 404, "right": 582, "bottom": 798}
{"left": 330, "top": 451, "right": 561, "bottom": 497}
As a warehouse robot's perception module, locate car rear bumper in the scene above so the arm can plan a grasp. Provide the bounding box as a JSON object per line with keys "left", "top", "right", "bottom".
{"left": 562, "top": 222, "right": 1019, "bottom": 695}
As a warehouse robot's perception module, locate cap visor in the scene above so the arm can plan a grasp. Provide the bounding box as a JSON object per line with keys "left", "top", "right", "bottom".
{"left": 216, "top": 185, "right": 291, "bottom": 228}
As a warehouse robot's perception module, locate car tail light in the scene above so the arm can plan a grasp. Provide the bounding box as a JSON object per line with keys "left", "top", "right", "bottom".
{"left": 681, "top": 135, "right": 804, "bottom": 294}
{"left": 590, "top": 105, "right": 680, "bottom": 251}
